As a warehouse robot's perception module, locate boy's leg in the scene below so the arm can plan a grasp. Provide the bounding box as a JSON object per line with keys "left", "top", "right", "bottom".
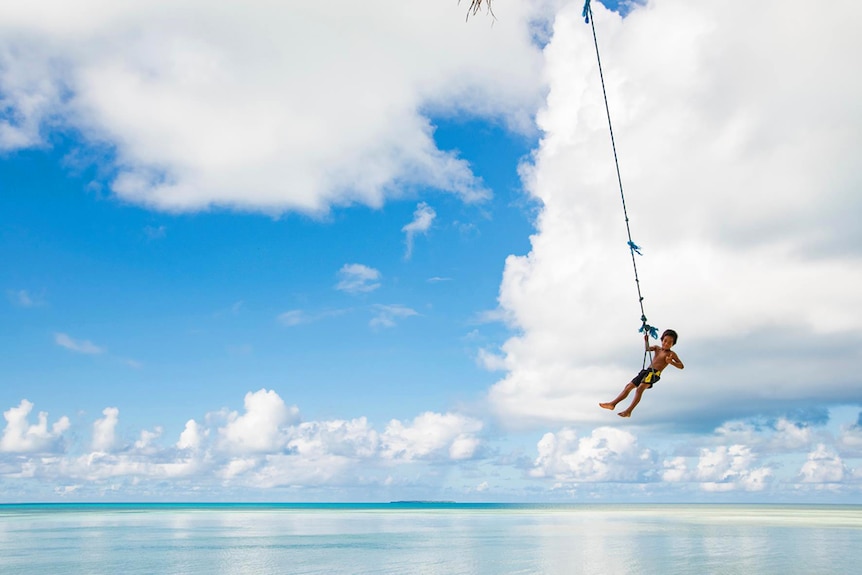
{"left": 618, "top": 385, "right": 647, "bottom": 417}
{"left": 599, "top": 382, "right": 636, "bottom": 410}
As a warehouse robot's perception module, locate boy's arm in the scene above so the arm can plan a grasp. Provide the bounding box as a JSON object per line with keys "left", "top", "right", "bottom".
{"left": 668, "top": 352, "right": 684, "bottom": 369}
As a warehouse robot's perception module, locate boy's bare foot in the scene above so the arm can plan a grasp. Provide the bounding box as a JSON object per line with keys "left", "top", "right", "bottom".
{"left": 599, "top": 403, "right": 614, "bottom": 410}
{"left": 618, "top": 411, "right": 631, "bottom": 418}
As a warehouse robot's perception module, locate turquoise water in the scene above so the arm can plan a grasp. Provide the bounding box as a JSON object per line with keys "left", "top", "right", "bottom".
{"left": 0, "top": 504, "right": 859, "bottom": 574}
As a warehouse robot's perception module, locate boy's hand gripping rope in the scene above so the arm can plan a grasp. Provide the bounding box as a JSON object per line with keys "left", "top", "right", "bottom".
{"left": 582, "top": 0, "right": 656, "bottom": 348}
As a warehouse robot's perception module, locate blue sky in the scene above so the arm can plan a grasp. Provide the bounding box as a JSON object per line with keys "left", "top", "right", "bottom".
{"left": 1, "top": 118, "right": 532, "bottom": 429}
{"left": 1, "top": 0, "right": 861, "bottom": 502}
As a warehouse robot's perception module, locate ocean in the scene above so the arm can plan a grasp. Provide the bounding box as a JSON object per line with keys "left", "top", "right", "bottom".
{"left": 0, "top": 503, "right": 859, "bottom": 574}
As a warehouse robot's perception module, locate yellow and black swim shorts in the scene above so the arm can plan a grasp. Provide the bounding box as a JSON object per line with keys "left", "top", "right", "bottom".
{"left": 632, "top": 368, "right": 661, "bottom": 388}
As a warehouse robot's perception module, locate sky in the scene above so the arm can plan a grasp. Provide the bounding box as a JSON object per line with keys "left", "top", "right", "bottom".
{"left": 1, "top": 0, "right": 860, "bottom": 503}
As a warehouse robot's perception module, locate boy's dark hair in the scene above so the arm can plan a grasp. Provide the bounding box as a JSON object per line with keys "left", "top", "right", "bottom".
{"left": 661, "top": 329, "right": 678, "bottom": 344}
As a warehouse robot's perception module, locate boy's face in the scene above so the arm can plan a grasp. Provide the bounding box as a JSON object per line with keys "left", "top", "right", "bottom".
{"left": 660, "top": 335, "right": 675, "bottom": 349}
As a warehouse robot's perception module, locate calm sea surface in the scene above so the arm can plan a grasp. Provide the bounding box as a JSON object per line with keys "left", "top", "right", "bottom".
{"left": 0, "top": 503, "right": 859, "bottom": 574}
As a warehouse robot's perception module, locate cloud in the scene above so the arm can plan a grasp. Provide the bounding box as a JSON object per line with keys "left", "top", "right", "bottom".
{"left": 38, "top": 393, "right": 483, "bottom": 491}
{"left": 839, "top": 416, "right": 862, "bottom": 455}
{"left": 529, "top": 411, "right": 862, "bottom": 493}
{"left": 218, "top": 389, "right": 300, "bottom": 453}
{"left": 0, "top": 400, "right": 70, "bottom": 453}
{"left": 692, "top": 445, "right": 772, "bottom": 492}
{"left": 477, "top": 348, "right": 508, "bottom": 371}
{"left": 336, "top": 264, "right": 381, "bottom": 294}
{"left": 6, "top": 289, "right": 44, "bottom": 307}
{"left": 530, "top": 426, "right": 651, "bottom": 482}
{"left": 798, "top": 444, "right": 848, "bottom": 484}
{"left": 143, "top": 225, "right": 166, "bottom": 239}
{"left": 277, "top": 310, "right": 308, "bottom": 326}
{"left": 213, "top": 300, "right": 244, "bottom": 318}
{"left": 177, "top": 419, "right": 206, "bottom": 450}
{"left": 711, "top": 417, "right": 826, "bottom": 453}
{"left": 370, "top": 304, "right": 418, "bottom": 328}
{"left": 381, "top": 411, "right": 483, "bottom": 461}
{"left": 134, "top": 427, "right": 163, "bottom": 452}
{"left": 54, "top": 332, "right": 105, "bottom": 355}
{"left": 2, "top": 394, "right": 861, "bottom": 499}
{"left": 658, "top": 442, "right": 774, "bottom": 492}
{"left": 287, "top": 418, "right": 380, "bottom": 459}
{"left": 0, "top": 0, "right": 545, "bottom": 214}
{"left": 488, "top": 0, "right": 862, "bottom": 428}
{"left": 402, "top": 202, "right": 436, "bottom": 260}
{"left": 92, "top": 407, "right": 119, "bottom": 452}
{"left": 277, "top": 308, "right": 349, "bottom": 327}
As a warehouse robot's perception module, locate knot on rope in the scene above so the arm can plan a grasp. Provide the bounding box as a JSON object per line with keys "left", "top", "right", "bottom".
{"left": 639, "top": 316, "right": 658, "bottom": 339}
{"left": 627, "top": 241, "right": 643, "bottom": 256}
{"left": 582, "top": 0, "right": 591, "bottom": 24}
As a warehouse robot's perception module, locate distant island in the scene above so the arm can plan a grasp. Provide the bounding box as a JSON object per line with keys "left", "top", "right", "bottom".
{"left": 389, "top": 501, "right": 457, "bottom": 504}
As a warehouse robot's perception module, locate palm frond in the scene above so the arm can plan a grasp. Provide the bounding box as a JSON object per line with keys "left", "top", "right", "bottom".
{"left": 463, "top": 0, "right": 495, "bottom": 21}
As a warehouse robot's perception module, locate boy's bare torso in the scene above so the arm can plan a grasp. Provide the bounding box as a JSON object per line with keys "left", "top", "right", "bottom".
{"left": 649, "top": 347, "right": 677, "bottom": 371}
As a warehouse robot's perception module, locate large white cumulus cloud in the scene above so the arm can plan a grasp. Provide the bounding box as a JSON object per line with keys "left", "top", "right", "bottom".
{"left": 489, "top": 0, "right": 862, "bottom": 426}
{"left": 0, "top": 0, "right": 549, "bottom": 214}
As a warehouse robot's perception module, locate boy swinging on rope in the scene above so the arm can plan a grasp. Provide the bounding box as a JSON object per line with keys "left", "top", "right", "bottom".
{"left": 600, "top": 329, "right": 684, "bottom": 417}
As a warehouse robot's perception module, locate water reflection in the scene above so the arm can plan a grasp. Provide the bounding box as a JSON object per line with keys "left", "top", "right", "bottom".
{"left": 0, "top": 506, "right": 859, "bottom": 574}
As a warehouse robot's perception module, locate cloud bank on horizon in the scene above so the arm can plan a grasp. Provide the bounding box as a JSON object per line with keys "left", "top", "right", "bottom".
{"left": 2, "top": 0, "right": 861, "bottom": 500}
{"left": 3, "top": 392, "right": 860, "bottom": 500}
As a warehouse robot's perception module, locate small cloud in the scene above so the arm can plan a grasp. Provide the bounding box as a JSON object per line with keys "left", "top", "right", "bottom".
{"left": 214, "top": 300, "right": 244, "bottom": 318}
{"left": 462, "top": 329, "right": 482, "bottom": 342}
{"left": 426, "top": 277, "right": 452, "bottom": 283}
{"left": 278, "top": 310, "right": 308, "bottom": 326}
{"left": 7, "top": 289, "right": 45, "bottom": 308}
{"left": 476, "top": 481, "right": 489, "bottom": 492}
{"left": 123, "top": 358, "right": 143, "bottom": 369}
{"left": 473, "top": 308, "right": 512, "bottom": 325}
{"left": 54, "top": 333, "right": 105, "bottom": 355}
{"left": 143, "top": 225, "right": 166, "bottom": 240}
{"left": 477, "top": 348, "right": 507, "bottom": 371}
{"left": 336, "top": 264, "right": 381, "bottom": 294}
{"left": 454, "top": 221, "right": 479, "bottom": 237}
{"left": 370, "top": 304, "right": 418, "bottom": 329}
{"left": 278, "top": 308, "right": 350, "bottom": 327}
{"left": 402, "top": 202, "right": 436, "bottom": 260}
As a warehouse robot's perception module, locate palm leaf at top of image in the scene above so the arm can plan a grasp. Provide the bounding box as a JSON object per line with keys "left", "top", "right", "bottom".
{"left": 463, "top": 0, "right": 495, "bottom": 21}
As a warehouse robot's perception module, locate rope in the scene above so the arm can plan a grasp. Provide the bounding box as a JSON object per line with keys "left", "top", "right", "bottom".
{"left": 582, "top": 0, "right": 656, "bottom": 366}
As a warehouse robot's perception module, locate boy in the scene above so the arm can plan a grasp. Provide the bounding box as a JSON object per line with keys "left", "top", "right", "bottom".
{"left": 599, "top": 329, "right": 684, "bottom": 417}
